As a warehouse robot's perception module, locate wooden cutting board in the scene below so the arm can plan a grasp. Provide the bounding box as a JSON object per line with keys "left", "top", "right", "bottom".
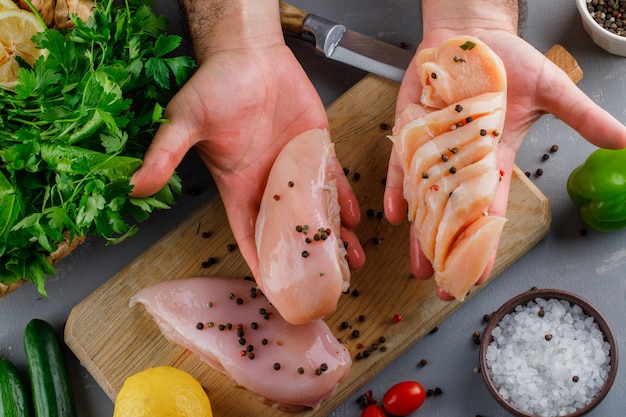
{"left": 65, "top": 73, "right": 552, "bottom": 416}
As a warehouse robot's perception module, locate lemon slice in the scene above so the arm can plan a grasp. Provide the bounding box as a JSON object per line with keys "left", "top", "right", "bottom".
{"left": 0, "top": 9, "right": 47, "bottom": 89}
{"left": 0, "top": 0, "right": 18, "bottom": 10}
{"left": 113, "top": 366, "right": 213, "bottom": 417}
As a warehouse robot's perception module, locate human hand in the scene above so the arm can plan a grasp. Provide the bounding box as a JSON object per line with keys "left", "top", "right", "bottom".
{"left": 384, "top": 28, "right": 626, "bottom": 300}
{"left": 130, "top": 40, "right": 365, "bottom": 279}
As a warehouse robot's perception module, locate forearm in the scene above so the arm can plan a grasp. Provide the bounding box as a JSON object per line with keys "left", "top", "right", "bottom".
{"left": 422, "top": 0, "right": 524, "bottom": 38}
{"left": 179, "top": 0, "right": 283, "bottom": 62}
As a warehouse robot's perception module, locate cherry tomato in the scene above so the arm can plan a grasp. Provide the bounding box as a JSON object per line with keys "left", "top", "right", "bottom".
{"left": 360, "top": 404, "right": 387, "bottom": 417}
{"left": 382, "top": 380, "right": 426, "bottom": 416}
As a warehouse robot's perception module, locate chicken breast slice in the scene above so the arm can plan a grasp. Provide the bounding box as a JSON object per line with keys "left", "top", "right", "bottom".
{"left": 255, "top": 128, "right": 349, "bottom": 325}
{"left": 130, "top": 277, "right": 352, "bottom": 412}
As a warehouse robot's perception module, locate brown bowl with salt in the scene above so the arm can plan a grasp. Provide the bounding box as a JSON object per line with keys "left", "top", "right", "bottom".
{"left": 479, "top": 288, "right": 618, "bottom": 417}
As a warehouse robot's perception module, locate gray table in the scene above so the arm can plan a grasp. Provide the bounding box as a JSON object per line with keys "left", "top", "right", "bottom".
{"left": 2, "top": 0, "right": 625, "bottom": 416}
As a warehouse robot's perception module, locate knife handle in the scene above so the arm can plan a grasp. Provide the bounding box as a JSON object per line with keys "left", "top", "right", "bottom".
{"left": 279, "top": 2, "right": 308, "bottom": 36}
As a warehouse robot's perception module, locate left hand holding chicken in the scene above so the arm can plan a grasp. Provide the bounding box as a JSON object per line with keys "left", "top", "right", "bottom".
{"left": 129, "top": 0, "right": 366, "bottom": 281}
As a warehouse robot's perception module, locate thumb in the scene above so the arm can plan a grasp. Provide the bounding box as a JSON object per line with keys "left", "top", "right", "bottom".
{"left": 540, "top": 61, "right": 626, "bottom": 150}
{"left": 130, "top": 119, "right": 194, "bottom": 197}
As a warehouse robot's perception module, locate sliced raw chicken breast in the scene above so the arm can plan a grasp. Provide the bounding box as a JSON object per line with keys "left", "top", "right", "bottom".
{"left": 390, "top": 36, "right": 507, "bottom": 300}
{"left": 130, "top": 277, "right": 352, "bottom": 412}
{"left": 255, "top": 128, "right": 349, "bottom": 324}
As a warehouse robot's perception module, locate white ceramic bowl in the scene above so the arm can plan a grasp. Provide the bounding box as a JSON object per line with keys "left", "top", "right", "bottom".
{"left": 576, "top": 0, "right": 626, "bottom": 56}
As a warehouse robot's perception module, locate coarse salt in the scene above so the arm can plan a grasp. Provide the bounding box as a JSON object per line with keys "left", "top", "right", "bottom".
{"left": 486, "top": 298, "right": 611, "bottom": 417}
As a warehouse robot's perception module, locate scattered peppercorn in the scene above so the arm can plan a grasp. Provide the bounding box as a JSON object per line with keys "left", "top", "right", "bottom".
{"left": 288, "top": 180, "right": 294, "bottom": 187}
{"left": 352, "top": 172, "right": 361, "bottom": 181}
{"left": 542, "top": 153, "right": 550, "bottom": 161}
{"left": 573, "top": 375, "right": 580, "bottom": 382}
{"left": 201, "top": 231, "right": 212, "bottom": 239}
{"left": 538, "top": 309, "right": 545, "bottom": 318}
{"left": 196, "top": 322, "right": 204, "bottom": 330}
{"left": 525, "top": 171, "right": 531, "bottom": 177}
{"left": 380, "top": 122, "right": 389, "bottom": 130}
{"left": 366, "top": 208, "right": 375, "bottom": 217}
{"left": 455, "top": 104, "right": 463, "bottom": 112}
{"left": 472, "top": 330, "right": 481, "bottom": 345}
{"left": 376, "top": 212, "right": 384, "bottom": 221}
{"left": 545, "top": 334, "right": 553, "bottom": 341}
{"left": 273, "top": 362, "right": 281, "bottom": 371}
{"left": 535, "top": 168, "right": 544, "bottom": 177}
{"left": 480, "top": 129, "right": 487, "bottom": 136}
{"left": 550, "top": 144, "right": 559, "bottom": 153}
{"left": 359, "top": 314, "right": 366, "bottom": 322}
{"left": 340, "top": 321, "right": 350, "bottom": 330}
{"left": 351, "top": 289, "right": 360, "bottom": 297}
{"left": 227, "top": 243, "right": 238, "bottom": 252}
{"left": 418, "top": 358, "right": 428, "bottom": 367}
{"left": 372, "top": 237, "right": 383, "bottom": 245}
{"left": 441, "top": 154, "right": 449, "bottom": 162}
{"left": 301, "top": 250, "right": 310, "bottom": 258}
{"left": 483, "top": 313, "right": 492, "bottom": 323}
{"left": 351, "top": 329, "right": 361, "bottom": 338}
{"left": 449, "top": 167, "right": 457, "bottom": 174}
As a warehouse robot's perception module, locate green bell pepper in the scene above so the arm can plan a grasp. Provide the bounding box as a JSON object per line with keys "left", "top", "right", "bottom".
{"left": 567, "top": 147, "right": 626, "bottom": 231}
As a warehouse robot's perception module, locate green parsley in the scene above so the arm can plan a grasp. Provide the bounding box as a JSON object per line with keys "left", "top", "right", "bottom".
{"left": 460, "top": 40, "right": 477, "bottom": 51}
{"left": 0, "top": 0, "right": 196, "bottom": 295}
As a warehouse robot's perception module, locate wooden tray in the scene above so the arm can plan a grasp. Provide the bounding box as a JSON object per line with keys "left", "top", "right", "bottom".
{"left": 65, "top": 74, "right": 551, "bottom": 416}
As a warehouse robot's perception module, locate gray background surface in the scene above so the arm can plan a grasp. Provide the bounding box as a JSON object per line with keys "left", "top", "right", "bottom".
{"left": 1, "top": 0, "right": 625, "bottom": 416}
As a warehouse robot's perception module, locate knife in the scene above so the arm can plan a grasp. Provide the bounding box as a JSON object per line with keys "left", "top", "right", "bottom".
{"left": 279, "top": 3, "right": 584, "bottom": 85}
{"left": 279, "top": 2, "right": 414, "bottom": 83}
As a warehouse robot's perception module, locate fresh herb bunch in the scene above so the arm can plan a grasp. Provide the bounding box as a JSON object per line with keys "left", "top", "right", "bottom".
{"left": 0, "top": 0, "right": 197, "bottom": 295}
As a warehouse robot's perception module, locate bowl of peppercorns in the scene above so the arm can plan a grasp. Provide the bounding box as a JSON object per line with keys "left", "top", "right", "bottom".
{"left": 479, "top": 288, "right": 618, "bottom": 417}
{"left": 576, "top": 0, "right": 626, "bottom": 56}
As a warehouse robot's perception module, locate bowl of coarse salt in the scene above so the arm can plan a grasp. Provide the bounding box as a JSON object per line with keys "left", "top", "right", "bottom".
{"left": 576, "top": 0, "right": 626, "bottom": 56}
{"left": 479, "top": 288, "right": 618, "bottom": 417}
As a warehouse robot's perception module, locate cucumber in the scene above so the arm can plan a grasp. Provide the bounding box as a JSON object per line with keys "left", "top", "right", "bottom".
{"left": 24, "top": 319, "right": 77, "bottom": 417}
{"left": 0, "top": 359, "right": 32, "bottom": 417}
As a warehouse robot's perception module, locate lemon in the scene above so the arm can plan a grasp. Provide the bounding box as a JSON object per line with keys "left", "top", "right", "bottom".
{"left": 0, "top": 8, "right": 47, "bottom": 89}
{"left": 0, "top": 0, "right": 18, "bottom": 10}
{"left": 113, "top": 366, "right": 213, "bottom": 417}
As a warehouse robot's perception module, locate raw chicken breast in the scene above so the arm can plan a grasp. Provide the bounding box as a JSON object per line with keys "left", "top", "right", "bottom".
{"left": 255, "top": 129, "right": 349, "bottom": 324}
{"left": 390, "top": 36, "right": 507, "bottom": 300}
{"left": 130, "top": 277, "right": 352, "bottom": 412}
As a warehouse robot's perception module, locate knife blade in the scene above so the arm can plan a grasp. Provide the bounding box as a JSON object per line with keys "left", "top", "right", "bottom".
{"left": 280, "top": 3, "right": 585, "bottom": 86}
{"left": 279, "top": 2, "right": 414, "bottom": 83}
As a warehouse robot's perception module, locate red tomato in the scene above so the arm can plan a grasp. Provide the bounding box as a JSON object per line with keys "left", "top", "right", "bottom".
{"left": 382, "top": 381, "right": 426, "bottom": 416}
{"left": 360, "top": 404, "right": 387, "bottom": 417}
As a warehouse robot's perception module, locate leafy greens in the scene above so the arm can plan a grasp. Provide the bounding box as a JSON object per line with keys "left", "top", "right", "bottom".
{"left": 0, "top": 0, "right": 196, "bottom": 295}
